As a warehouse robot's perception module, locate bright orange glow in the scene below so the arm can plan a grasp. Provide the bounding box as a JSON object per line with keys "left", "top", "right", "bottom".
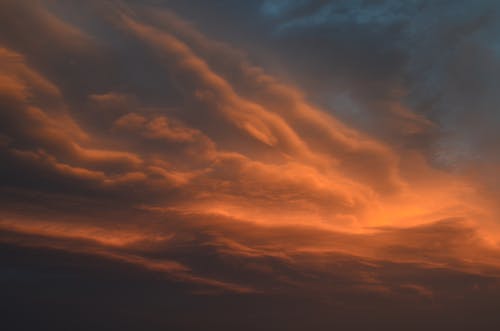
{"left": 1, "top": 1, "right": 500, "bottom": 310}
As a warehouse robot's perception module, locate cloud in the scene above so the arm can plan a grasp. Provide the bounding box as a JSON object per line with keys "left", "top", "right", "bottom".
{"left": 1, "top": 2, "right": 500, "bottom": 320}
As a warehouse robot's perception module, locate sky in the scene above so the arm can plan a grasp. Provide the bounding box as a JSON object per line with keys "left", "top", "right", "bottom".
{"left": 1, "top": 0, "right": 500, "bottom": 330}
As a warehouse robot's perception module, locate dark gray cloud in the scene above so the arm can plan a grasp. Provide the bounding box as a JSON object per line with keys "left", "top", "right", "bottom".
{"left": 261, "top": 0, "right": 500, "bottom": 169}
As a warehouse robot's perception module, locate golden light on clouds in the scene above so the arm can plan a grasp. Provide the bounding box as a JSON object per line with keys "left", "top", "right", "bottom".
{"left": 2, "top": 1, "right": 500, "bottom": 329}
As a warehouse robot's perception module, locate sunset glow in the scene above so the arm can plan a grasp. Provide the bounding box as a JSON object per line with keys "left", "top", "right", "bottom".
{"left": 2, "top": 1, "right": 500, "bottom": 330}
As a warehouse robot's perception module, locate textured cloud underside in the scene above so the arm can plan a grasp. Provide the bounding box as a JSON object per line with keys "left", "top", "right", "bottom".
{"left": 1, "top": 1, "right": 500, "bottom": 305}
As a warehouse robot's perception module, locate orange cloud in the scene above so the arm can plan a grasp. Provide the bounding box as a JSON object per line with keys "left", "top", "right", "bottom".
{"left": 0, "top": 2, "right": 500, "bottom": 304}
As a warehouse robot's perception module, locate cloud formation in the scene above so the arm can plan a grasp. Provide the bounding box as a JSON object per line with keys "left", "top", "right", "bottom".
{"left": 1, "top": 1, "right": 500, "bottom": 329}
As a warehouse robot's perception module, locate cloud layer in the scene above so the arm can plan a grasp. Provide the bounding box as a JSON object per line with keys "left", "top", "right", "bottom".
{"left": 1, "top": 1, "right": 500, "bottom": 329}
